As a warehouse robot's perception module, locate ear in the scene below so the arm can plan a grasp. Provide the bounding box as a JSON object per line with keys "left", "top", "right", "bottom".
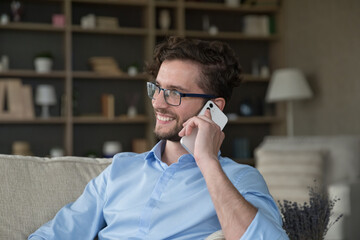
{"left": 213, "top": 97, "right": 226, "bottom": 111}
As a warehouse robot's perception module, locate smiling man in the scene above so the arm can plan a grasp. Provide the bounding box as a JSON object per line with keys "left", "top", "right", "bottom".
{"left": 29, "top": 37, "right": 288, "bottom": 240}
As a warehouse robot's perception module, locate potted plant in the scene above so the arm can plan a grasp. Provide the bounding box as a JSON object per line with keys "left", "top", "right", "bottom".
{"left": 34, "top": 51, "right": 53, "bottom": 73}
{"left": 278, "top": 186, "right": 343, "bottom": 240}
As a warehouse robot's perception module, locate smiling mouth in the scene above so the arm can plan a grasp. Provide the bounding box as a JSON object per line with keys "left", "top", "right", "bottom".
{"left": 156, "top": 114, "right": 175, "bottom": 122}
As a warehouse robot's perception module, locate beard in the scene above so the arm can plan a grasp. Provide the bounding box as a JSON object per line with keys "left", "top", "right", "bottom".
{"left": 153, "top": 110, "right": 184, "bottom": 142}
{"left": 154, "top": 126, "right": 182, "bottom": 142}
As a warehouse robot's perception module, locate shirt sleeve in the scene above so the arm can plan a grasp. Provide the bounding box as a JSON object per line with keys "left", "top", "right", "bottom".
{"left": 234, "top": 167, "right": 289, "bottom": 240}
{"left": 28, "top": 165, "right": 110, "bottom": 240}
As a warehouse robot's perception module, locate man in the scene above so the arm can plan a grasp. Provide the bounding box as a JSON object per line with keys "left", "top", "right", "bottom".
{"left": 29, "top": 37, "right": 288, "bottom": 240}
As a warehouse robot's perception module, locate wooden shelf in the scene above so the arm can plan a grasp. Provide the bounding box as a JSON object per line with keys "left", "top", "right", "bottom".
{"left": 73, "top": 115, "right": 149, "bottom": 124}
{"left": 228, "top": 116, "right": 281, "bottom": 124}
{"left": 71, "top": 25, "right": 147, "bottom": 35}
{"left": 0, "top": 70, "right": 66, "bottom": 78}
{"left": 185, "top": 30, "right": 278, "bottom": 41}
{"left": 72, "top": 71, "right": 148, "bottom": 80}
{"left": 0, "top": 118, "right": 66, "bottom": 124}
{"left": 71, "top": 0, "right": 147, "bottom": 6}
{"left": 0, "top": 22, "right": 65, "bottom": 32}
{"left": 0, "top": 70, "right": 148, "bottom": 80}
{"left": 155, "top": 1, "right": 178, "bottom": 8}
{"left": 185, "top": 2, "right": 279, "bottom": 13}
{"left": 0, "top": 0, "right": 283, "bottom": 156}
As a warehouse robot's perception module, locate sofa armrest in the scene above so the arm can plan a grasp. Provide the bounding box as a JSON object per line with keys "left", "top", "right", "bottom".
{"left": 205, "top": 230, "right": 225, "bottom": 240}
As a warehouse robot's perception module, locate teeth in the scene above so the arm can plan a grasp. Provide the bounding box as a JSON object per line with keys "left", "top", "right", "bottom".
{"left": 157, "top": 115, "right": 174, "bottom": 121}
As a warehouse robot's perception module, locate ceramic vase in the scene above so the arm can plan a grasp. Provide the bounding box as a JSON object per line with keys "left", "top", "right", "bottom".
{"left": 159, "top": 10, "right": 171, "bottom": 30}
{"left": 34, "top": 57, "right": 53, "bottom": 73}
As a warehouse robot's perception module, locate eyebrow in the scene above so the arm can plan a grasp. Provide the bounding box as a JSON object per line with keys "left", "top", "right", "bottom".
{"left": 155, "top": 80, "right": 188, "bottom": 93}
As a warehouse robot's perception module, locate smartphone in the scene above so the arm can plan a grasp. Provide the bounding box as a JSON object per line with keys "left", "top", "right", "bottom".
{"left": 180, "top": 100, "right": 228, "bottom": 155}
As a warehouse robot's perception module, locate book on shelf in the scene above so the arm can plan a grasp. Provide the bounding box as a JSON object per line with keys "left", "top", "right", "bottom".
{"left": 96, "top": 16, "right": 118, "bottom": 29}
{"left": 22, "top": 85, "right": 35, "bottom": 119}
{"left": 0, "top": 79, "right": 35, "bottom": 120}
{"left": 132, "top": 138, "right": 149, "bottom": 153}
{"left": 89, "top": 57, "right": 122, "bottom": 75}
{"left": 101, "top": 94, "right": 115, "bottom": 119}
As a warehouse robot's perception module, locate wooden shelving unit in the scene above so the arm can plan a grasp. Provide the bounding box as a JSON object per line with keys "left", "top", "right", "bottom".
{"left": 0, "top": 118, "right": 67, "bottom": 124}
{"left": 0, "top": 22, "right": 65, "bottom": 32}
{"left": 185, "top": 30, "right": 278, "bottom": 40}
{"left": 71, "top": 25, "right": 148, "bottom": 35}
{"left": 0, "top": 0, "right": 282, "bottom": 160}
{"left": 73, "top": 115, "right": 149, "bottom": 124}
{"left": 0, "top": 70, "right": 67, "bottom": 78}
{"left": 184, "top": 2, "right": 278, "bottom": 13}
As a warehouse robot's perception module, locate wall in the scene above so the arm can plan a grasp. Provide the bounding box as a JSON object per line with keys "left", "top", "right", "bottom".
{"left": 281, "top": 0, "right": 360, "bottom": 135}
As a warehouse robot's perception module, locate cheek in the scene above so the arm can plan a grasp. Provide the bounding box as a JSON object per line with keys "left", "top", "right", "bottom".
{"left": 177, "top": 108, "right": 196, "bottom": 124}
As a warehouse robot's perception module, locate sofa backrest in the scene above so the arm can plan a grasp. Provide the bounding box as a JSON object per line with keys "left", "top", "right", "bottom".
{"left": 256, "top": 135, "right": 360, "bottom": 185}
{"left": 0, "top": 154, "right": 112, "bottom": 239}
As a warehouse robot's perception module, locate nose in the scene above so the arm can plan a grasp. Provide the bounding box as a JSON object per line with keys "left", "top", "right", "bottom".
{"left": 152, "top": 89, "right": 168, "bottom": 109}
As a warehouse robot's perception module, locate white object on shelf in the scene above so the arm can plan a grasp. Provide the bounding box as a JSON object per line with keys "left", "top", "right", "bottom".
{"left": 209, "top": 25, "right": 219, "bottom": 36}
{"left": 50, "top": 147, "right": 64, "bottom": 157}
{"left": 35, "top": 84, "right": 57, "bottom": 118}
{"left": 159, "top": 9, "right": 171, "bottom": 30}
{"left": 243, "top": 15, "right": 270, "bottom": 36}
{"left": 103, "top": 141, "right": 122, "bottom": 158}
{"left": 225, "top": 0, "right": 240, "bottom": 7}
{"left": 127, "top": 105, "right": 137, "bottom": 118}
{"left": 1, "top": 55, "right": 9, "bottom": 71}
{"left": 127, "top": 66, "right": 138, "bottom": 76}
{"left": 34, "top": 57, "right": 53, "bottom": 73}
{"left": 81, "top": 14, "right": 96, "bottom": 29}
{"left": 1, "top": 14, "right": 9, "bottom": 25}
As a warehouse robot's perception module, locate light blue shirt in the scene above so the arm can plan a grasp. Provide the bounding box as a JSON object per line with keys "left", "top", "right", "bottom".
{"left": 29, "top": 141, "right": 288, "bottom": 240}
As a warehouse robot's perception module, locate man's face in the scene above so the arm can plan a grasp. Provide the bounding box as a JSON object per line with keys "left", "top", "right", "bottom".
{"left": 152, "top": 60, "right": 206, "bottom": 142}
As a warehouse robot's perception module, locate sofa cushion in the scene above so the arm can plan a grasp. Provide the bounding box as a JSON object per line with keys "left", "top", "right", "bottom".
{"left": 0, "top": 154, "right": 112, "bottom": 239}
{"left": 256, "top": 149, "right": 326, "bottom": 203}
{"left": 257, "top": 135, "right": 360, "bottom": 185}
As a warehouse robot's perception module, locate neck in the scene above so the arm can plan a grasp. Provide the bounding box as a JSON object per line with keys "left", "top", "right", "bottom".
{"left": 162, "top": 140, "right": 189, "bottom": 165}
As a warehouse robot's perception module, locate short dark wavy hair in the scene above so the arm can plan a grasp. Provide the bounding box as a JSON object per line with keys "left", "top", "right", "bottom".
{"left": 145, "top": 36, "right": 243, "bottom": 103}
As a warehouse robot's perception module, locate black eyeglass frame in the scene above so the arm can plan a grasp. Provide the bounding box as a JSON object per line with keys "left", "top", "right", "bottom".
{"left": 147, "top": 82, "right": 216, "bottom": 106}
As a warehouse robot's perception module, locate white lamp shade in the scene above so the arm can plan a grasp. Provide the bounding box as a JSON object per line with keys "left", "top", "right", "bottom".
{"left": 35, "top": 84, "right": 57, "bottom": 105}
{"left": 266, "top": 69, "right": 313, "bottom": 103}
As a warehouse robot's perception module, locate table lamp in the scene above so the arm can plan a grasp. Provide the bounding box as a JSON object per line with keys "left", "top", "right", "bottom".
{"left": 266, "top": 68, "right": 313, "bottom": 136}
{"left": 35, "top": 84, "right": 56, "bottom": 118}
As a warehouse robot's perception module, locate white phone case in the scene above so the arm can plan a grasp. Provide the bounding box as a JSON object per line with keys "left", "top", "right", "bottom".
{"left": 180, "top": 100, "right": 228, "bottom": 155}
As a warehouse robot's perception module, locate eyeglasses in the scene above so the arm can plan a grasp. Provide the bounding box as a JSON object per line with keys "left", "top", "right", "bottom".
{"left": 146, "top": 82, "right": 216, "bottom": 106}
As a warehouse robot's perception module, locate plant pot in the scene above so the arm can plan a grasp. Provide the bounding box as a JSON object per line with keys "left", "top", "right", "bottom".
{"left": 34, "top": 57, "right": 53, "bottom": 73}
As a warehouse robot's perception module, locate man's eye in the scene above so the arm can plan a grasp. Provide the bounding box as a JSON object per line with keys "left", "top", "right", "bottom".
{"left": 169, "top": 90, "right": 179, "bottom": 97}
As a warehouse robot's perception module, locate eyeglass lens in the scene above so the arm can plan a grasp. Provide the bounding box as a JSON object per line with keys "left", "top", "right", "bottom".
{"left": 147, "top": 82, "right": 180, "bottom": 106}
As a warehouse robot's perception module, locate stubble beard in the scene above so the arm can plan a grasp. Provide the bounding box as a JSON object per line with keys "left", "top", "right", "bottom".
{"left": 154, "top": 111, "right": 183, "bottom": 142}
{"left": 154, "top": 121, "right": 183, "bottom": 142}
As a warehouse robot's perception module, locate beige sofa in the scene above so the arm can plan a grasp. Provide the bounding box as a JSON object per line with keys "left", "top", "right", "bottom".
{"left": 255, "top": 135, "right": 360, "bottom": 240}
{"left": 0, "top": 154, "right": 224, "bottom": 239}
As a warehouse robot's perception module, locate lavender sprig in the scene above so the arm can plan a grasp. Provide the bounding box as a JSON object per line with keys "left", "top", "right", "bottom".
{"left": 278, "top": 185, "right": 343, "bottom": 240}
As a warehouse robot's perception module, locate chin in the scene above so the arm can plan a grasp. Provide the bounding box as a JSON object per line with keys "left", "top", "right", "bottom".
{"left": 154, "top": 130, "right": 181, "bottom": 142}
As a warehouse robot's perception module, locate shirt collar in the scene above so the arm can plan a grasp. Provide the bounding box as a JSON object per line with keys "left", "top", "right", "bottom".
{"left": 145, "top": 140, "right": 165, "bottom": 163}
{"left": 145, "top": 140, "right": 222, "bottom": 164}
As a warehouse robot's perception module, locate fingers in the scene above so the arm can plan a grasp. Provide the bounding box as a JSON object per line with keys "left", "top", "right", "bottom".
{"left": 179, "top": 111, "right": 221, "bottom": 138}
{"left": 182, "top": 109, "right": 213, "bottom": 128}
{"left": 204, "top": 107, "right": 211, "bottom": 118}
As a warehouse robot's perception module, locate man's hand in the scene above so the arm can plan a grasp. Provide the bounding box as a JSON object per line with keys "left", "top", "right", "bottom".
{"left": 179, "top": 108, "right": 257, "bottom": 240}
{"left": 178, "top": 108, "right": 225, "bottom": 169}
